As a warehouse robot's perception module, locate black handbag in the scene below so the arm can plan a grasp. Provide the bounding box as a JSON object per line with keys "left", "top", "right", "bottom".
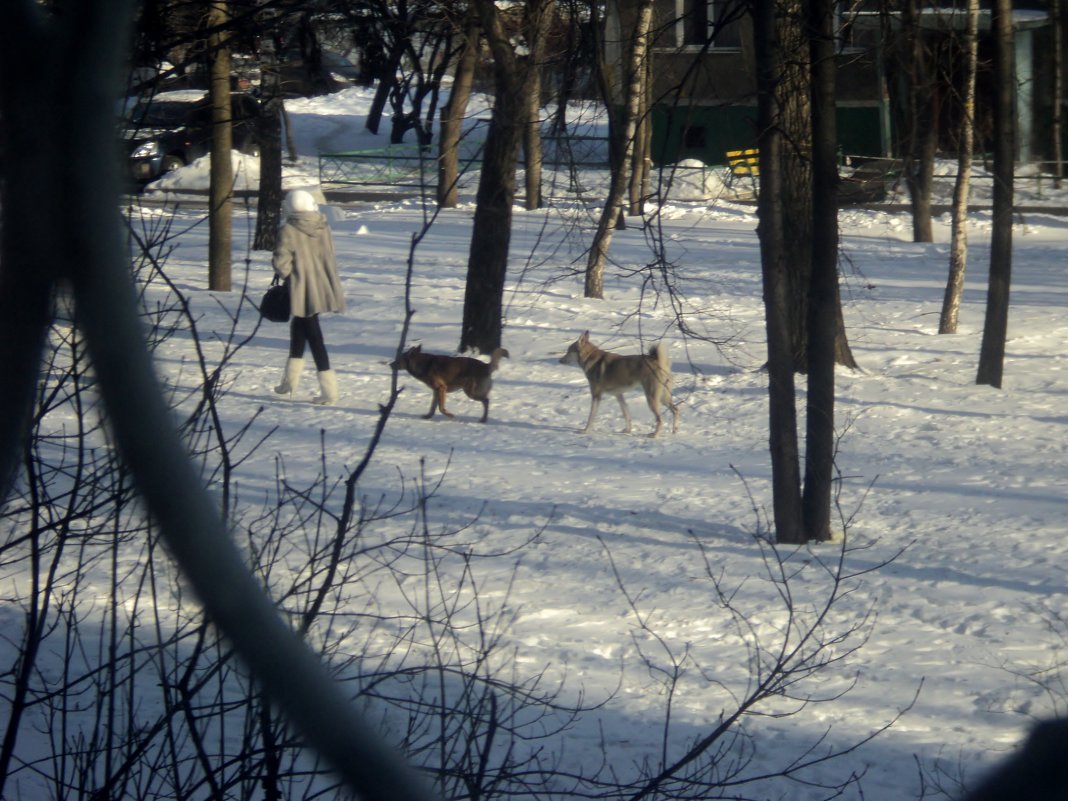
{"left": 260, "top": 278, "right": 290, "bottom": 323}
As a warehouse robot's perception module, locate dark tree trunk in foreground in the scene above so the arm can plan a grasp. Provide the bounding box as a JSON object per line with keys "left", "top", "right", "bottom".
{"left": 208, "top": 0, "right": 233, "bottom": 292}
{"left": 801, "top": 0, "right": 839, "bottom": 542}
{"left": 755, "top": 0, "right": 804, "bottom": 544}
{"left": 976, "top": 0, "right": 1015, "bottom": 388}
{"left": 460, "top": 0, "right": 527, "bottom": 353}
{"left": 778, "top": 0, "right": 813, "bottom": 371}
{"left": 776, "top": 0, "right": 856, "bottom": 372}
{"left": 1052, "top": 0, "right": 1063, "bottom": 188}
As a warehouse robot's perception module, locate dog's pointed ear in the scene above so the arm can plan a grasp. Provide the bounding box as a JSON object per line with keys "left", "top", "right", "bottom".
{"left": 581, "top": 330, "right": 590, "bottom": 341}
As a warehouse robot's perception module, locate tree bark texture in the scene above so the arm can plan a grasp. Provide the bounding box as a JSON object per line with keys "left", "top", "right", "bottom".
{"left": 366, "top": 24, "right": 406, "bottom": 135}
{"left": 754, "top": 0, "right": 804, "bottom": 544}
{"left": 776, "top": 0, "right": 813, "bottom": 371}
{"left": 628, "top": 57, "right": 651, "bottom": 216}
{"left": 438, "top": 19, "right": 479, "bottom": 208}
{"left": 583, "top": 0, "right": 653, "bottom": 299}
{"left": 460, "top": 0, "right": 527, "bottom": 353}
{"left": 976, "top": 0, "right": 1015, "bottom": 388}
{"left": 901, "top": 0, "right": 938, "bottom": 243}
{"left": 208, "top": 0, "right": 233, "bottom": 292}
{"left": 523, "top": 0, "right": 556, "bottom": 211}
{"left": 775, "top": 0, "right": 856, "bottom": 373}
{"left": 254, "top": 75, "right": 284, "bottom": 252}
{"left": 939, "top": 0, "right": 978, "bottom": 334}
{"left": 1052, "top": 0, "right": 1063, "bottom": 188}
{"left": 801, "top": 0, "right": 839, "bottom": 542}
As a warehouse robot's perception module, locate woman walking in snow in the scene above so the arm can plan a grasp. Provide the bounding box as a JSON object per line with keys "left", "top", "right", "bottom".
{"left": 272, "top": 189, "right": 346, "bottom": 405}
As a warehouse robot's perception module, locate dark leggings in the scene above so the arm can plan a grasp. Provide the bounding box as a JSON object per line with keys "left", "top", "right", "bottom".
{"left": 289, "top": 315, "right": 330, "bottom": 371}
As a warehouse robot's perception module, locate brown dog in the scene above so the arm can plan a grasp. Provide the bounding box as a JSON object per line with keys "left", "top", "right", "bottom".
{"left": 560, "top": 331, "right": 679, "bottom": 437}
{"left": 392, "top": 345, "right": 509, "bottom": 423}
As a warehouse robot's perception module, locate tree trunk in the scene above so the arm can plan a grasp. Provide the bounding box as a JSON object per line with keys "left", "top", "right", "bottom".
{"left": 208, "top": 0, "right": 233, "bottom": 292}
{"left": 627, "top": 57, "right": 651, "bottom": 216}
{"left": 282, "top": 102, "right": 298, "bottom": 162}
{"left": 367, "top": 45, "right": 404, "bottom": 135}
{"left": 976, "top": 0, "right": 1015, "bottom": 388}
{"left": 801, "top": 0, "right": 839, "bottom": 542}
{"left": 583, "top": 0, "right": 653, "bottom": 299}
{"left": 1053, "top": 0, "right": 1063, "bottom": 188}
{"left": 254, "top": 67, "right": 284, "bottom": 252}
{"left": 460, "top": 0, "right": 526, "bottom": 354}
{"left": 939, "top": 0, "right": 978, "bottom": 334}
{"left": 523, "top": 0, "right": 555, "bottom": 211}
{"left": 778, "top": 0, "right": 813, "bottom": 372}
{"left": 523, "top": 71, "right": 544, "bottom": 209}
{"left": 438, "top": 20, "right": 479, "bottom": 208}
{"left": 755, "top": 0, "right": 804, "bottom": 544}
{"left": 902, "top": 0, "right": 937, "bottom": 243}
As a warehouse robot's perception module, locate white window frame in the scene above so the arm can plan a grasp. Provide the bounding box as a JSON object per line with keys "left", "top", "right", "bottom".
{"left": 672, "top": 0, "right": 742, "bottom": 51}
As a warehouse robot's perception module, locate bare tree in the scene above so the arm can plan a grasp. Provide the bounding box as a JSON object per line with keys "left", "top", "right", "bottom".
{"left": 897, "top": 0, "right": 939, "bottom": 243}
{"left": 939, "top": 0, "right": 979, "bottom": 335}
{"left": 522, "top": 0, "right": 558, "bottom": 209}
{"left": 627, "top": 55, "right": 652, "bottom": 215}
{"left": 583, "top": 0, "right": 654, "bottom": 299}
{"left": 254, "top": 65, "right": 285, "bottom": 251}
{"left": 801, "top": 0, "right": 841, "bottom": 543}
{"left": 1053, "top": 0, "right": 1063, "bottom": 189}
{"left": 208, "top": 0, "right": 234, "bottom": 292}
{"left": 594, "top": 528, "right": 911, "bottom": 799}
{"left": 754, "top": 0, "right": 804, "bottom": 544}
{"left": 772, "top": 0, "right": 857, "bottom": 372}
{"left": 976, "top": 0, "right": 1016, "bottom": 388}
{"left": 438, "top": 15, "right": 480, "bottom": 208}
{"left": 460, "top": 0, "right": 553, "bottom": 352}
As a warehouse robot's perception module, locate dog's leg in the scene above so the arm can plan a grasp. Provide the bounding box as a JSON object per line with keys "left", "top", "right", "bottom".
{"left": 435, "top": 384, "right": 454, "bottom": 419}
{"left": 423, "top": 395, "right": 438, "bottom": 419}
{"left": 583, "top": 396, "right": 601, "bottom": 432}
{"left": 479, "top": 398, "right": 489, "bottom": 423}
{"left": 648, "top": 412, "right": 663, "bottom": 438}
{"left": 645, "top": 389, "right": 666, "bottom": 438}
{"left": 615, "top": 395, "right": 632, "bottom": 434}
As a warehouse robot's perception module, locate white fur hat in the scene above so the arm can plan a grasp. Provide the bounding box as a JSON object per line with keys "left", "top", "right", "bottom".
{"left": 284, "top": 189, "right": 318, "bottom": 214}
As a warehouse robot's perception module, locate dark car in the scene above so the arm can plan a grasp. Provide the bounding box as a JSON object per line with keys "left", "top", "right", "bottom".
{"left": 272, "top": 50, "right": 362, "bottom": 97}
{"left": 124, "top": 91, "right": 263, "bottom": 183}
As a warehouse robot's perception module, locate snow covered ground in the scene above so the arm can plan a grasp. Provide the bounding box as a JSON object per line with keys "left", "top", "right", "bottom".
{"left": 17, "top": 86, "right": 1068, "bottom": 799}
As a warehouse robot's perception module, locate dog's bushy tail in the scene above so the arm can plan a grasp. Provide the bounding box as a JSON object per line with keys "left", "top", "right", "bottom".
{"left": 648, "top": 342, "right": 671, "bottom": 374}
{"left": 649, "top": 342, "right": 673, "bottom": 396}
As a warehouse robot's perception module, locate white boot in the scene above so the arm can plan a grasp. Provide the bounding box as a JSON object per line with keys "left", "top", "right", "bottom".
{"left": 274, "top": 357, "right": 304, "bottom": 395}
{"left": 312, "top": 369, "right": 338, "bottom": 405}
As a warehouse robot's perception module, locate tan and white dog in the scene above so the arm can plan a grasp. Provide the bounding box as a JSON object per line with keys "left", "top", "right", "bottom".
{"left": 559, "top": 331, "right": 679, "bottom": 438}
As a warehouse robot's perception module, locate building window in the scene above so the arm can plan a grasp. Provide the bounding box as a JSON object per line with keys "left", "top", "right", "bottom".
{"left": 677, "top": 0, "right": 743, "bottom": 49}
{"left": 836, "top": 0, "right": 880, "bottom": 51}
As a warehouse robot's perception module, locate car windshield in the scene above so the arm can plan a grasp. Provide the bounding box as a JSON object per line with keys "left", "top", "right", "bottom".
{"left": 130, "top": 100, "right": 199, "bottom": 128}
{"left": 321, "top": 52, "right": 355, "bottom": 69}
